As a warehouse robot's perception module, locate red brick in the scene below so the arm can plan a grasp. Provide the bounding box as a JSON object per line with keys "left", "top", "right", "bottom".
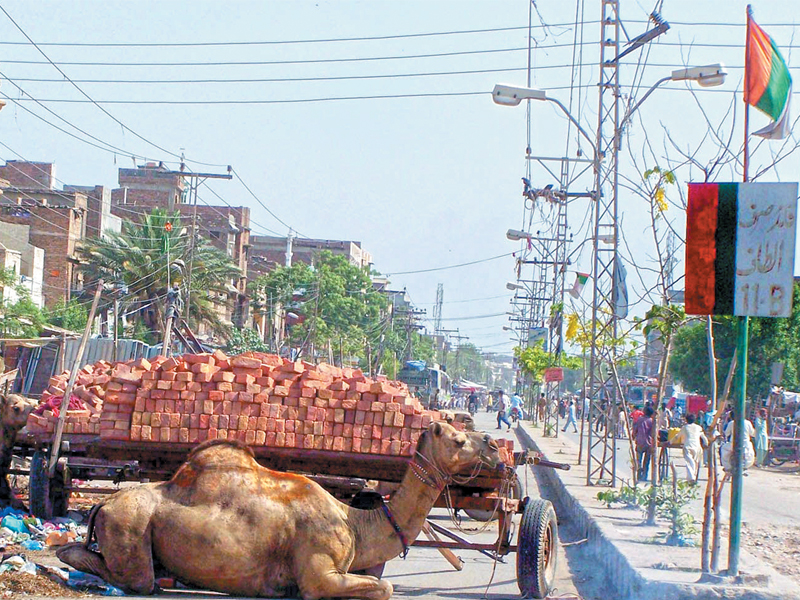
{"left": 213, "top": 371, "right": 235, "bottom": 383}
{"left": 188, "top": 428, "right": 199, "bottom": 443}
{"left": 284, "top": 432, "right": 294, "bottom": 447}
{"left": 266, "top": 431, "right": 277, "bottom": 446}
{"left": 231, "top": 356, "right": 262, "bottom": 370}
{"left": 207, "top": 428, "right": 218, "bottom": 440}
{"left": 219, "top": 415, "right": 230, "bottom": 429}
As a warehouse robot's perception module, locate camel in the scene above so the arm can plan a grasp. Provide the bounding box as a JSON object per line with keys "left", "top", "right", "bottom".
{"left": 0, "top": 394, "right": 37, "bottom": 510}
{"left": 57, "top": 421, "right": 501, "bottom": 600}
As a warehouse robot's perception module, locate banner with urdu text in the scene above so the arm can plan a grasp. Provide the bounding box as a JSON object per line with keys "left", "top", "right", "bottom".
{"left": 685, "top": 182, "right": 798, "bottom": 317}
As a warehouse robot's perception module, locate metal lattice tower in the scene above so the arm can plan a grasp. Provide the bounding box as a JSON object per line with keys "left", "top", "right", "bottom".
{"left": 586, "top": 0, "right": 621, "bottom": 486}
{"left": 433, "top": 283, "right": 444, "bottom": 334}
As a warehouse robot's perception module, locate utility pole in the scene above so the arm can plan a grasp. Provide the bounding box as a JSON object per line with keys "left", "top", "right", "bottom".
{"left": 432, "top": 283, "right": 444, "bottom": 334}
{"left": 179, "top": 164, "right": 232, "bottom": 330}
{"left": 586, "top": 3, "right": 669, "bottom": 487}
{"left": 162, "top": 285, "right": 181, "bottom": 357}
{"left": 395, "top": 307, "right": 425, "bottom": 361}
{"left": 285, "top": 228, "right": 294, "bottom": 267}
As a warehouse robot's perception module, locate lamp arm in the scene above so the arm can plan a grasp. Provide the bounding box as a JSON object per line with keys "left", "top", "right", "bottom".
{"left": 544, "top": 96, "right": 599, "bottom": 162}
{"left": 618, "top": 76, "right": 671, "bottom": 137}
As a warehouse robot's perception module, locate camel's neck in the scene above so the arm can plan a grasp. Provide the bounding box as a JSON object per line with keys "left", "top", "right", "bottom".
{"left": 346, "top": 454, "right": 446, "bottom": 571}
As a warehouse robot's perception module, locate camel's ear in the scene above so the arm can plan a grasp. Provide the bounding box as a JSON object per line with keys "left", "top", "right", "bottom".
{"left": 429, "top": 421, "right": 443, "bottom": 437}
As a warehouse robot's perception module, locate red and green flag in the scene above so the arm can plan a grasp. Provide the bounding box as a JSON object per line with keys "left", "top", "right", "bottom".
{"left": 745, "top": 10, "right": 792, "bottom": 139}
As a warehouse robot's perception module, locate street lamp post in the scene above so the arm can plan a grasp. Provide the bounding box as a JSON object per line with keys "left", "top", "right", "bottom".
{"left": 492, "top": 64, "right": 727, "bottom": 484}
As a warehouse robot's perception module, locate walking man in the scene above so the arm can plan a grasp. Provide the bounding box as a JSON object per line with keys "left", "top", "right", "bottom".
{"left": 633, "top": 406, "right": 655, "bottom": 481}
{"left": 561, "top": 399, "right": 578, "bottom": 433}
{"left": 496, "top": 391, "right": 512, "bottom": 431}
{"left": 677, "top": 413, "right": 707, "bottom": 482}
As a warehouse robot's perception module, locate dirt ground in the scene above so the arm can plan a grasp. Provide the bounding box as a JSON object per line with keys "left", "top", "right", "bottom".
{"left": 0, "top": 571, "right": 85, "bottom": 598}
{"left": 741, "top": 522, "right": 800, "bottom": 583}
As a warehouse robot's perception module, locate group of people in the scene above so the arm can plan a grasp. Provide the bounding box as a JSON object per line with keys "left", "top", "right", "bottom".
{"left": 631, "top": 401, "right": 771, "bottom": 483}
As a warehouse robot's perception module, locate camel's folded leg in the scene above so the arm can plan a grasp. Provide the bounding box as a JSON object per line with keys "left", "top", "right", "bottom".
{"left": 297, "top": 555, "right": 393, "bottom": 600}
{"left": 56, "top": 543, "right": 114, "bottom": 582}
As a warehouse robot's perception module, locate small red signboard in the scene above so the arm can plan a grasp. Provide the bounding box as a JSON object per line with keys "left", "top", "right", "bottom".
{"left": 544, "top": 367, "right": 564, "bottom": 383}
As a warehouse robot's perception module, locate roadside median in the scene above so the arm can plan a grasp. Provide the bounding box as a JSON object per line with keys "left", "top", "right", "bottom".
{"left": 514, "top": 421, "right": 796, "bottom": 600}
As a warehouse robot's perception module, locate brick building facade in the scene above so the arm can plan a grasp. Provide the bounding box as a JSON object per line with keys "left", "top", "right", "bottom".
{"left": 0, "top": 187, "right": 87, "bottom": 307}
{"left": 248, "top": 235, "right": 372, "bottom": 275}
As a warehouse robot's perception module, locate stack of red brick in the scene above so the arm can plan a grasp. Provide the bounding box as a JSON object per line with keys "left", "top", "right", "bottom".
{"left": 25, "top": 351, "right": 514, "bottom": 461}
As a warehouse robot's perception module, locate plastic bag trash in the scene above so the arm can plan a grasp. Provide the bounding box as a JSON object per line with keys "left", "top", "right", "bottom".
{"left": 0, "top": 556, "right": 26, "bottom": 572}
{"left": 20, "top": 539, "right": 44, "bottom": 551}
{"left": 68, "top": 570, "right": 125, "bottom": 596}
{"left": 0, "top": 507, "right": 24, "bottom": 519}
{"left": 1, "top": 515, "right": 27, "bottom": 534}
{"left": 45, "top": 530, "right": 76, "bottom": 547}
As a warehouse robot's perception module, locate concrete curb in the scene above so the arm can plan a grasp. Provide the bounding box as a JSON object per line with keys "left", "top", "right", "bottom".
{"left": 514, "top": 423, "right": 796, "bottom": 600}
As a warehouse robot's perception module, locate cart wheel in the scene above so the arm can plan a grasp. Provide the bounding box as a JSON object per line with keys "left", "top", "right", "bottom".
{"left": 29, "top": 451, "right": 52, "bottom": 519}
{"left": 658, "top": 447, "right": 670, "bottom": 481}
{"left": 517, "top": 498, "right": 557, "bottom": 599}
{"left": 29, "top": 452, "right": 70, "bottom": 519}
{"left": 465, "top": 477, "right": 523, "bottom": 522}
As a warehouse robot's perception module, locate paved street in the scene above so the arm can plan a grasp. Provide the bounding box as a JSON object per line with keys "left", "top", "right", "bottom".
{"left": 554, "top": 416, "right": 800, "bottom": 528}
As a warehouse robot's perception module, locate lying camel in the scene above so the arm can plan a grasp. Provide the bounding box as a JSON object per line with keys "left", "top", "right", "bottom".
{"left": 0, "top": 394, "right": 37, "bottom": 510}
{"left": 58, "top": 421, "right": 501, "bottom": 600}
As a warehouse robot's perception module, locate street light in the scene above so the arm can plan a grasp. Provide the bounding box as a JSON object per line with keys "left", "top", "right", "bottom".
{"left": 506, "top": 282, "right": 525, "bottom": 291}
{"left": 506, "top": 228, "right": 532, "bottom": 242}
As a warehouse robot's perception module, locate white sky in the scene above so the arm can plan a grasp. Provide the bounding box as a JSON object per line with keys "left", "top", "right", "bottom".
{"left": 0, "top": 0, "right": 797, "bottom": 355}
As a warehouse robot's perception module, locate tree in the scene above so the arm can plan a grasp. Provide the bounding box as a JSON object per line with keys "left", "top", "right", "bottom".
{"left": 45, "top": 299, "right": 88, "bottom": 332}
{"left": 671, "top": 282, "right": 800, "bottom": 398}
{"left": 251, "top": 251, "right": 388, "bottom": 366}
{"left": 77, "top": 209, "right": 241, "bottom": 341}
{"left": 445, "top": 342, "right": 489, "bottom": 384}
{"left": 0, "top": 268, "right": 46, "bottom": 338}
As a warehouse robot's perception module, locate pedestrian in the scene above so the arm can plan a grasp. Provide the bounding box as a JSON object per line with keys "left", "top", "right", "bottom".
{"left": 633, "top": 405, "right": 655, "bottom": 481}
{"left": 677, "top": 413, "right": 708, "bottom": 482}
{"left": 510, "top": 392, "right": 524, "bottom": 420}
{"left": 496, "top": 391, "right": 512, "bottom": 431}
{"left": 631, "top": 405, "right": 644, "bottom": 423}
{"left": 754, "top": 408, "right": 769, "bottom": 467}
{"left": 657, "top": 403, "right": 671, "bottom": 430}
{"left": 537, "top": 393, "right": 547, "bottom": 421}
{"left": 561, "top": 399, "right": 578, "bottom": 433}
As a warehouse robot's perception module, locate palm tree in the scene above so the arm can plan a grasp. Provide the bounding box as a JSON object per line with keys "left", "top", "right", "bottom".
{"left": 77, "top": 209, "right": 241, "bottom": 341}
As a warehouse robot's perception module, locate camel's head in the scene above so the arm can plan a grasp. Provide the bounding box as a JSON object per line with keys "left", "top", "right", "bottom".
{"left": 1, "top": 394, "right": 37, "bottom": 431}
{"left": 419, "top": 421, "right": 502, "bottom": 477}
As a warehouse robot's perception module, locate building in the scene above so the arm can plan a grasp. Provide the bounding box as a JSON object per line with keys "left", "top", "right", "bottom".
{"left": 0, "top": 185, "right": 88, "bottom": 308}
{"left": 109, "top": 163, "right": 251, "bottom": 330}
{"left": 0, "top": 223, "right": 45, "bottom": 308}
{"left": 64, "top": 184, "right": 121, "bottom": 239}
{"left": 249, "top": 235, "right": 372, "bottom": 274}
{"left": 110, "top": 162, "right": 185, "bottom": 211}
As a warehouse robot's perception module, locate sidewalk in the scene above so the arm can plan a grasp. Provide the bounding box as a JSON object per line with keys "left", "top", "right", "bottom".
{"left": 514, "top": 420, "right": 798, "bottom": 600}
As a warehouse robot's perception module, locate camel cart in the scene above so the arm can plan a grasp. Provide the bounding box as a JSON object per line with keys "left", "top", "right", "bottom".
{"left": 13, "top": 431, "right": 568, "bottom": 599}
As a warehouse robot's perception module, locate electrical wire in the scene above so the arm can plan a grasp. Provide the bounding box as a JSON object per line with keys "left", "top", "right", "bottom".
{"left": 0, "top": 22, "right": 597, "bottom": 48}
{"left": 385, "top": 252, "right": 516, "bottom": 276}
{"left": 0, "top": 3, "right": 226, "bottom": 169}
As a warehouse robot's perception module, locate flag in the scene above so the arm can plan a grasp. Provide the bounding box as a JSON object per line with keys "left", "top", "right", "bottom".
{"left": 684, "top": 182, "right": 798, "bottom": 316}
{"left": 745, "top": 11, "right": 792, "bottom": 139}
{"left": 568, "top": 272, "right": 590, "bottom": 299}
{"left": 612, "top": 257, "right": 628, "bottom": 319}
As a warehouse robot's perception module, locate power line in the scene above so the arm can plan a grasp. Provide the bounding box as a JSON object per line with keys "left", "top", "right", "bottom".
{"left": 0, "top": 45, "right": 550, "bottom": 68}
{"left": 0, "top": 3, "right": 226, "bottom": 169}
{"left": 386, "top": 252, "right": 516, "bottom": 276}
{"left": 4, "top": 91, "right": 489, "bottom": 105}
{"left": 231, "top": 168, "right": 308, "bottom": 239}
{"left": 0, "top": 24, "right": 568, "bottom": 47}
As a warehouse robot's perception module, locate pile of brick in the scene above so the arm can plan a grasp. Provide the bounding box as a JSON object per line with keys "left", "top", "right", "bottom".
{"left": 25, "top": 351, "right": 514, "bottom": 462}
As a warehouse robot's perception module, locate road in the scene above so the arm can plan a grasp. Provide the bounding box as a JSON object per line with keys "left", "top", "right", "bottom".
{"left": 556, "top": 415, "right": 800, "bottom": 527}
{"left": 28, "top": 412, "right": 604, "bottom": 600}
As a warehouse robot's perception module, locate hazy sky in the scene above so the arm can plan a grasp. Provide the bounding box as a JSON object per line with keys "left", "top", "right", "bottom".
{"left": 0, "top": 0, "right": 796, "bottom": 355}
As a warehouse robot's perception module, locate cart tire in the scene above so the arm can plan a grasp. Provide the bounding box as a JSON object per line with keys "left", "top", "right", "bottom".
{"left": 769, "top": 451, "right": 789, "bottom": 467}
{"left": 29, "top": 451, "right": 52, "bottom": 519}
{"left": 465, "top": 477, "right": 523, "bottom": 522}
{"left": 517, "top": 498, "right": 557, "bottom": 599}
